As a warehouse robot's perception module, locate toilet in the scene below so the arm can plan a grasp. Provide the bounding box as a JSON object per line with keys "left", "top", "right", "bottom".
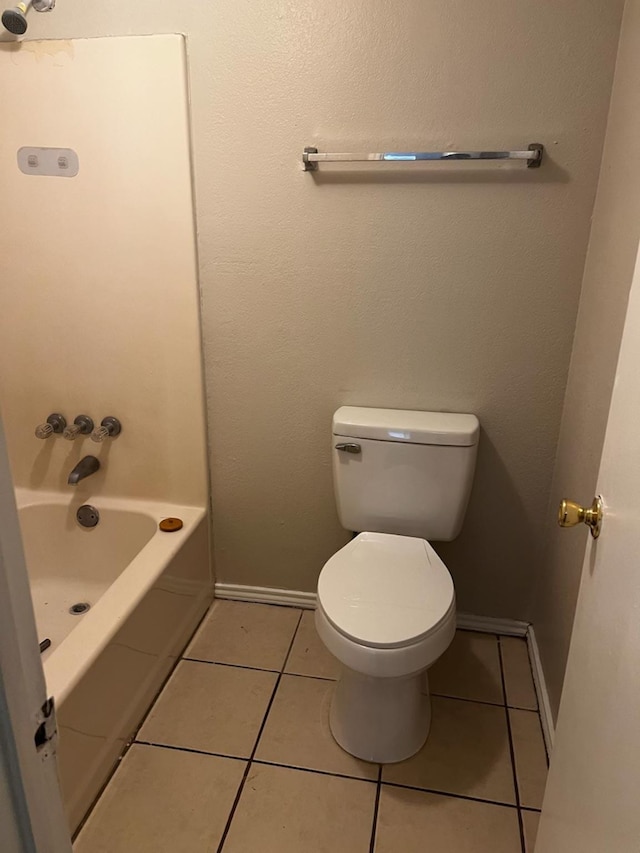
{"left": 315, "top": 406, "right": 480, "bottom": 764}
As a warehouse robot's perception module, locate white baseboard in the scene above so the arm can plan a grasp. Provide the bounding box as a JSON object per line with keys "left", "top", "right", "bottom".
{"left": 214, "top": 582, "right": 555, "bottom": 754}
{"left": 214, "top": 583, "right": 316, "bottom": 609}
{"left": 456, "top": 612, "right": 529, "bottom": 637}
{"left": 214, "top": 586, "right": 531, "bottom": 635}
{"left": 527, "top": 625, "right": 555, "bottom": 755}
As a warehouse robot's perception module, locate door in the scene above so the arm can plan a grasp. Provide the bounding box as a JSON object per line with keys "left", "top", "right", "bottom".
{"left": 0, "top": 414, "right": 71, "bottom": 853}
{"left": 535, "top": 237, "right": 640, "bottom": 851}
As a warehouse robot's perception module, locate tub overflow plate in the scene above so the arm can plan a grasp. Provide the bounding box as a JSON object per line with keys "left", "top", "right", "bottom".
{"left": 77, "top": 505, "right": 99, "bottom": 528}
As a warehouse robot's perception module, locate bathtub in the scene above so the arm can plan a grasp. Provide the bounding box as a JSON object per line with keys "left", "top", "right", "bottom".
{"left": 15, "top": 488, "right": 213, "bottom": 834}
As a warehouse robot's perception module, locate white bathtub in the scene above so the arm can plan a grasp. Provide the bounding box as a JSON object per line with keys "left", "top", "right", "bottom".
{"left": 16, "top": 488, "right": 213, "bottom": 834}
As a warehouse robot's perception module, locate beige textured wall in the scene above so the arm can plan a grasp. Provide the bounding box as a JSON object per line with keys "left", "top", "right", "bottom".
{"left": 9, "top": 2, "right": 623, "bottom": 617}
{"left": 532, "top": 0, "right": 640, "bottom": 720}
{"left": 0, "top": 35, "right": 207, "bottom": 508}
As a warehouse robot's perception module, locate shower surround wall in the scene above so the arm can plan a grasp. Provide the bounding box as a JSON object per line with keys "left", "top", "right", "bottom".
{"left": 0, "top": 35, "right": 207, "bottom": 510}
{"left": 0, "top": 34, "right": 212, "bottom": 831}
{"left": 11, "top": 2, "right": 625, "bottom": 622}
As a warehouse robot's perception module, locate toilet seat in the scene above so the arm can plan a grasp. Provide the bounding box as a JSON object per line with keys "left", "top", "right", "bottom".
{"left": 317, "top": 532, "right": 455, "bottom": 649}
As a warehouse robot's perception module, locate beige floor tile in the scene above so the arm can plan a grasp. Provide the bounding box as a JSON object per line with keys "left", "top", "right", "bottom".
{"left": 382, "top": 696, "right": 516, "bottom": 804}
{"left": 375, "top": 786, "right": 522, "bottom": 853}
{"left": 284, "top": 610, "right": 342, "bottom": 679}
{"left": 255, "top": 674, "right": 378, "bottom": 780}
{"left": 138, "top": 660, "right": 276, "bottom": 758}
{"left": 510, "top": 708, "right": 548, "bottom": 809}
{"left": 185, "top": 600, "right": 301, "bottom": 670}
{"left": 223, "top": 763, "right": 375, "bottom": 853}
{"left": 501, "top": 636, "right": 538, "bottom": 710}
{"left": 429, "top": 630, "right": 504, "bottom": 704}
{"left": 522, "top": 809, "right": 541, "bottom": 852}
{"left": 74, "top": 744, "right": 245, "bottom": 853}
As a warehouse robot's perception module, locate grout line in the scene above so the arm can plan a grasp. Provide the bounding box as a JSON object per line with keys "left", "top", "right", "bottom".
{"left": 519, "top": 631, "right": 542, "bottom": 716}
{"left": 213, "top": 695, "right": 282, "bottom": 851}
{"left": 506, "top": 703, "right": 550, "bottom": 769}
{"left": 281, "top": 611, "right": 304, "bottom": 672}
{"left": 498, "top": 637, "right": 527, "bottom": 853}
{"left": 182, "top": 655, "right": 338, "bottom": 683}
{"left": 135, "top": 740, "right": 248, "bottom": 763}
{"left": 181, "top": 659, "right": 538, "bottom": 709}
{"left": 509, "top": 703, "right": 540, "bottom": 712}
{"left": 381, "top": 780, "right": 519, "bottom": 810}
{"left": 183, "top": 651, "right": 546, "bottom": 714}
{"left": 253, "top": 758, "right": 378, "bottom": 785}
{"left": 134, "top": 740, "right": 379, "bottom": 786}
{"left": 431, "top": 692, "right": 504, "bottom": 709}
{"left": 432, "top": 691, "right": 539, "bottom": 714}
{"left": 499, "top": 633, "right": 541, "bottom": 715}
{"left": 182, "top": 656, "right": 281, "bottom": 674}
{"left": 280, "top": 671, "right": 336, "bottom": 683}
{"left": 216, "top": 609, "right": 304, "bottom": 853}
{"left": 369, "top": 765, "right": 382, "bottom": 853}
{"left": 129, "top": 742, "right": 523, "bottom": 811}
{"left": 131, "top": 739, "right": 523, "bottom": 811}
{"left": 432, "top": 691, "right": 541, "bottom": 713}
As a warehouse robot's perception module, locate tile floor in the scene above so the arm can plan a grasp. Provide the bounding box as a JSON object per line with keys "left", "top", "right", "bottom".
{"left": 74, "top": 601, "right": 548, "bottom": 852}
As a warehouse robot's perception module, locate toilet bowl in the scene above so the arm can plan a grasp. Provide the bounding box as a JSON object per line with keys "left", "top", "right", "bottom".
{"left": 316, "top": 531, "right": 456, "bottom": 763}
{"left": 316, "top": 406, "right": 479, "bottom": 764}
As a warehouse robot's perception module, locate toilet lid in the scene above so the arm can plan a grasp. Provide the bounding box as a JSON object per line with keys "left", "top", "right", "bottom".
{"left": 317, "top": 532, "right": 455, "bottom": 649}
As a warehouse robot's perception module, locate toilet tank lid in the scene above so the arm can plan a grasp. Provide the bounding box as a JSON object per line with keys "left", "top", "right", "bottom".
{"left": 333, "top": 407, "right": 480, "bottom": 447}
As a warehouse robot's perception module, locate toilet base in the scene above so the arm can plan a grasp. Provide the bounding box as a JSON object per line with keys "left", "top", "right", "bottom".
{"left": 329, "top": 666, "right": 431, "bottom": 764}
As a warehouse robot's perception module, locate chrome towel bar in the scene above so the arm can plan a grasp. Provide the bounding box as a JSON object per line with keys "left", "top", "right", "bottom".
{"left": 303, "top": 143, "right": 544, "bottom": 171}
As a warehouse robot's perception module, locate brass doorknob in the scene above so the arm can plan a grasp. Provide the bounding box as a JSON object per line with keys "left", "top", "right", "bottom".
{"left": 557, "top": 496, "right": 603, "bottom": 539}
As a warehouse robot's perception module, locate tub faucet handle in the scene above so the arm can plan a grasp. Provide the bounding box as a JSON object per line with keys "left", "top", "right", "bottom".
{"left": 35, "top": 413, "right": 66, "bottom": 439}
{"left": 63, "top": 415, "right": 94, "bottom": 441}
{"left": 91, "top": 417, "right": 122, "bottom": 443}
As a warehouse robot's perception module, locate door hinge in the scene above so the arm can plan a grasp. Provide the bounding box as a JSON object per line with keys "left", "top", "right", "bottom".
{"left": 34, "top": 697, "right": 58, "bottom": 761}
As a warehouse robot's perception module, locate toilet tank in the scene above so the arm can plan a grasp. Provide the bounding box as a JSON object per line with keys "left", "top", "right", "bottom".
{"left": 332, "top": 407, "right": 480, "bottom": 541}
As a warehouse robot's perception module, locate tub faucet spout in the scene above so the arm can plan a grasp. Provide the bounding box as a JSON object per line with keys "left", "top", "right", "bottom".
{"left": 68, "top": 455, "right": 100, "bottom": 485}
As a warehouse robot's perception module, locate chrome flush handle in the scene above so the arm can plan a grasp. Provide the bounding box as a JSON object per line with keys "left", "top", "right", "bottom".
{"left": 335, "top": 443, "right": 361, "bottom": 454}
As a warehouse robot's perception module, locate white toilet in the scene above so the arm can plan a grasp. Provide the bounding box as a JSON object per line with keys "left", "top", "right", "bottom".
{"left": 315, "top": 406, "right": 480, "bottom": 764}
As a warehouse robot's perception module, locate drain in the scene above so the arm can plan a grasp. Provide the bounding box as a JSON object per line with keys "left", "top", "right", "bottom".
{"left": 69, "top": 602, "right": 91, "bottom": 615}
{"left": 77, "top": 505, "right": 99, "bottom": 528}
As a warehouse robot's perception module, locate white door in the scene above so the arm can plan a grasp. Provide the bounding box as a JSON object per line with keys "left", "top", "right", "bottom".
{"left": 536, "top": 237, "right": 640, "bottom": 851}
{"left": 0, "top": 415, "right": 71, "bottom": 853}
